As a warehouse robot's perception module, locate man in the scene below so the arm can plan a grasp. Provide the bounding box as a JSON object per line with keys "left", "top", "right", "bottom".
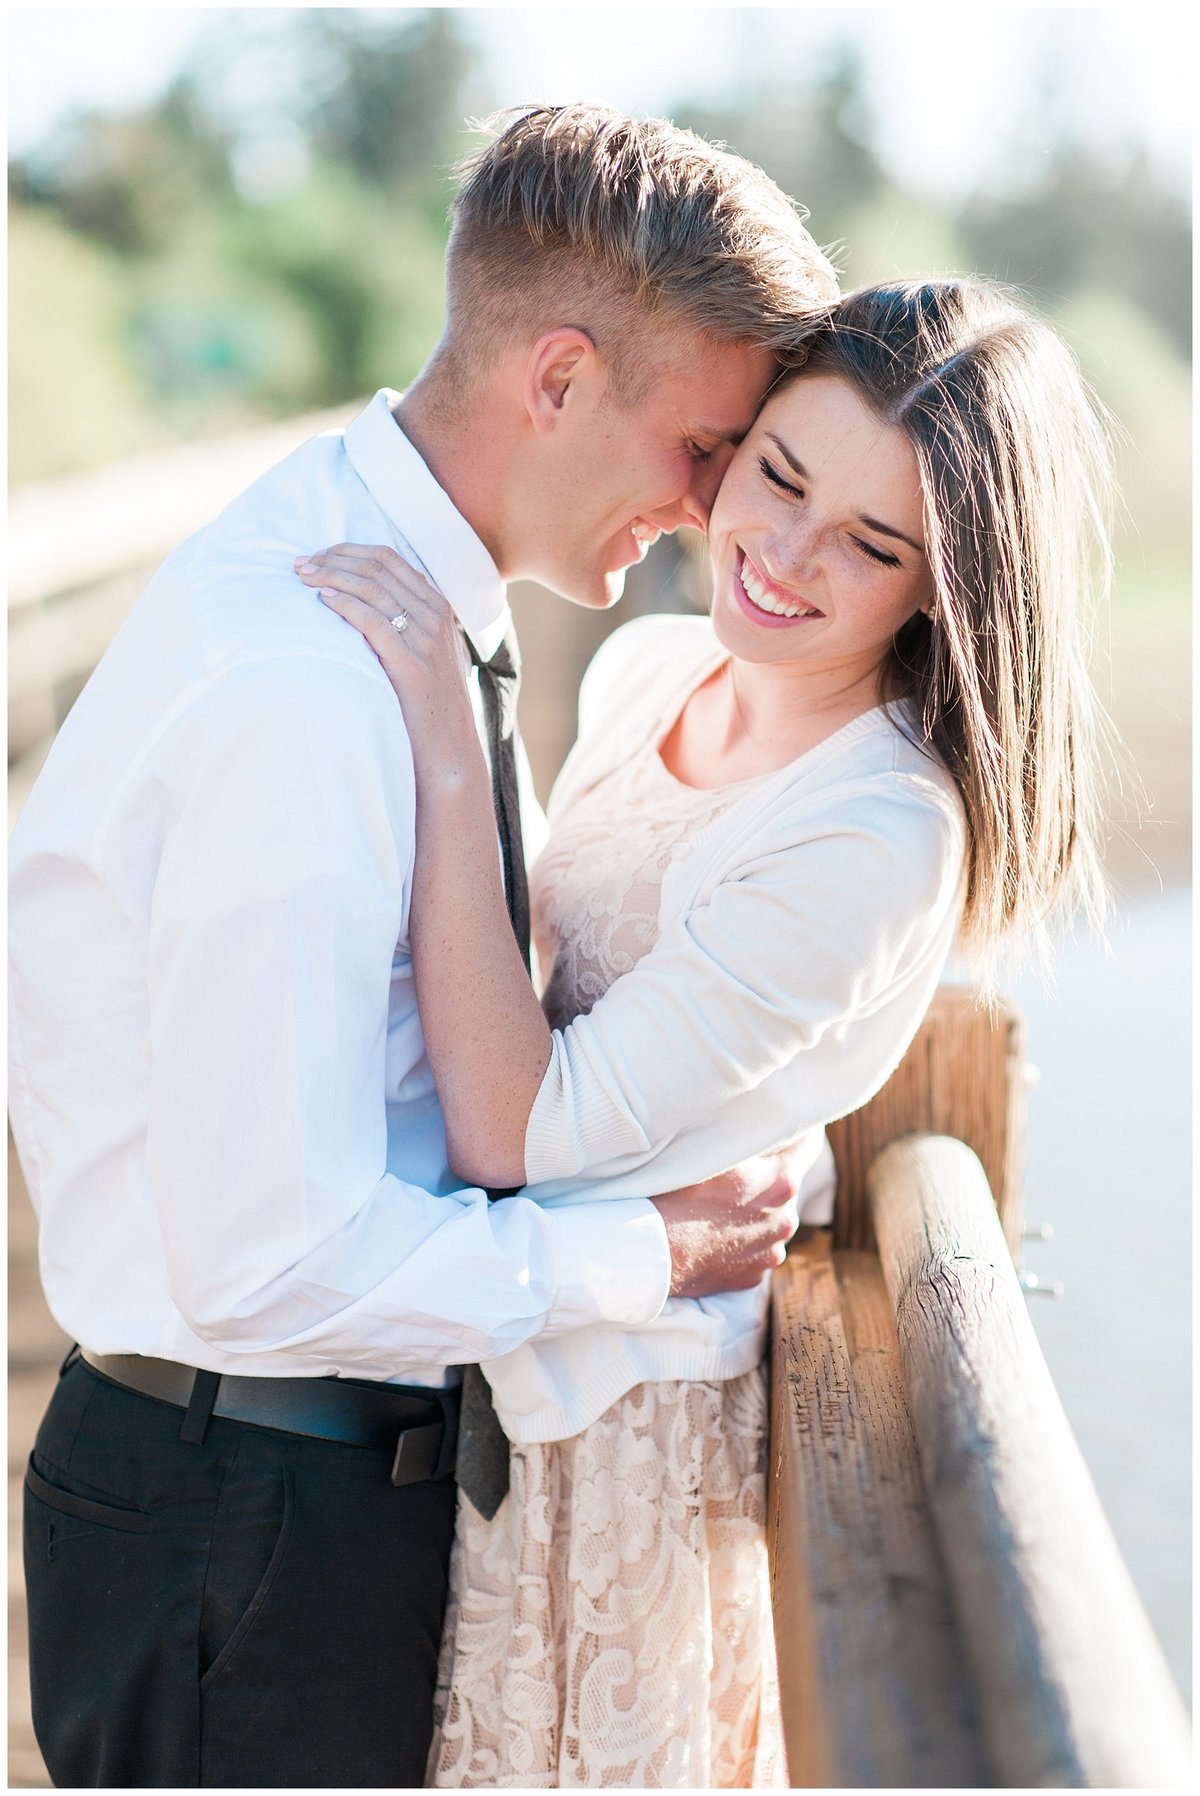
{"left": 9, "top": 104, "right": 838, "bottom": 1786}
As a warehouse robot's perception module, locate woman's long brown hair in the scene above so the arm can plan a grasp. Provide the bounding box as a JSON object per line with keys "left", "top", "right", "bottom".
{"left": 796, "top": 279, "right": 1117, "bottom": 986}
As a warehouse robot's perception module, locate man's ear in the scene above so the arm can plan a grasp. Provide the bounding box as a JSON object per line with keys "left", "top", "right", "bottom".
{"left": 523, "top": 328, "right": 599, "bottom": 436}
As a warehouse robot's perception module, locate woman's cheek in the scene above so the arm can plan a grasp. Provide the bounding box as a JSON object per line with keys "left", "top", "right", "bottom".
{"left": 709, "top": 457, "right": 751, "bottom": 534}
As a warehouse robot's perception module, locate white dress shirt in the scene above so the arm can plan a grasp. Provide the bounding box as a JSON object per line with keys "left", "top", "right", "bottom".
{"left": 8, "top": 390, "right": 671, "bottom": 1386}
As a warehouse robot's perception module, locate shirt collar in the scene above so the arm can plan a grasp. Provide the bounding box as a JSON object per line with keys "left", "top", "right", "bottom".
{"left": 342, "top": 388, "right": 510, "bottom": 663}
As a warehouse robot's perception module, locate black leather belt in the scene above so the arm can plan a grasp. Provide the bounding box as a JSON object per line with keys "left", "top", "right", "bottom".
{"left": 77, "top": 1348, "right": 458, "bottom": 1487}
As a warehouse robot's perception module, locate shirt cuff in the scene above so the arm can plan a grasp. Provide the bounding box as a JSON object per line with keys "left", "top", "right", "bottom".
{"left": 542, "top": 1199, "right": 671, "bottom": 1335}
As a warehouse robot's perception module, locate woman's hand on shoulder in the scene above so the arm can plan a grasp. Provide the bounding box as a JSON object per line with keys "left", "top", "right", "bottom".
{"left": 295, "top": 543, "right": 477, "bottom": 781}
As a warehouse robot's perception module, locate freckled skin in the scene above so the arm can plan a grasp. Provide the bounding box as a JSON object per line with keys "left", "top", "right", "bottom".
{"left": 708, "top": 373, "right": 933, "bottom": 681}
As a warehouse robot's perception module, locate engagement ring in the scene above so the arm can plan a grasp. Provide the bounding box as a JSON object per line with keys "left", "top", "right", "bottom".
{"left": 390, "top": 610, "right": 411, "bottom": 635}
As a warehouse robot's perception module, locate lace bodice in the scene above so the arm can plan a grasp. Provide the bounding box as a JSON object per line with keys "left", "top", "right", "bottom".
{"left": 532, "top": 738, "right": 762, "bottom": 1030}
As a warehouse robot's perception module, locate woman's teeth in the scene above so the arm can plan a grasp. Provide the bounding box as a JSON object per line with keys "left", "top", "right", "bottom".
{"left": 741, "top": 557, "right": 818, "bottom": 618}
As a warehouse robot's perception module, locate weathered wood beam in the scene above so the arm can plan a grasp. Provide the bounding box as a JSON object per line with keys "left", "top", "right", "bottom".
{"left": 827, "top": 986, "right": 1026, "bottom": 1257}
{"left": 868, "top": 1134, "right": 1191, "bottom": 1788}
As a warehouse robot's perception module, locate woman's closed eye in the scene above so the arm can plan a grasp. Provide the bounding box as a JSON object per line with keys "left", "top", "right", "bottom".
{"left": 759, "top": 455, "right": 801, "bottom": 498}
{"left": 851, "top": 537, "right": 902, "bottom": 569}
{"left": 760, "top": 456, "right": 903, "bottom": 570}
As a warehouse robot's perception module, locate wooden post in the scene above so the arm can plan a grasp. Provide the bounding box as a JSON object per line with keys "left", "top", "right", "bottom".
{"left": 867, "top": 1135, "right": 1192, "bottom": 1788}
{"left": 827, "top": 985, "right": 1026, "bottom": 1258}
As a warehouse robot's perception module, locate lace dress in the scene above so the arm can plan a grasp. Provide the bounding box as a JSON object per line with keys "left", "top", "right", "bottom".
{"left": 427, "top": 736, "right": 788, "bottom": 1789}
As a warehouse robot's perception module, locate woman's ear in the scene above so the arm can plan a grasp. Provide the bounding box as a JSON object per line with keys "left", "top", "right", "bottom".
{"left": 523, "top": 328, "right": 599, "bottom": 436}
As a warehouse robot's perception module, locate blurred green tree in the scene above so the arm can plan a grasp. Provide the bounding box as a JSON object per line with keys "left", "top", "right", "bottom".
{"left": 8, "top": 7, "right": 475, "bottom": 471}
{"left": 674, "top": 43, "right": 887, "bottom": 264}
{"left": 299, "top": 8, "right": 475, "bottom": 210}
{"left": 952, "top": 24, "right": 1189, "bottom": 355}
{"left": 11, "top": 77, "right": 234, "bottom": 257}
{"left": 960, "top": 147, "right": 1190, "bottom": 357}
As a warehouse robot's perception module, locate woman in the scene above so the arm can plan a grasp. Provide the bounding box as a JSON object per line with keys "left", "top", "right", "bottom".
{"left": 296, "top": 278, "right": 1113, "bottom": 1786}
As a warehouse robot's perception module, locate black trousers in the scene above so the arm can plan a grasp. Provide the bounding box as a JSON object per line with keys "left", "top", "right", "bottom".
{"left": 23, "top": 1353, "right": 457, "bottom": 1787}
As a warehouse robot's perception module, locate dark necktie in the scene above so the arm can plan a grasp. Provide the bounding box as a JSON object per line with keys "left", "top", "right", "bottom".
{"left": 467, "top": 627, "right": 530, "bottom": 973}
{"left": 455, "top": 626, "right": 529, "bottom": 1519}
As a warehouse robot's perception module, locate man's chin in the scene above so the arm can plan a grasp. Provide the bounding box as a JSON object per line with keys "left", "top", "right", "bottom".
{"left": 543, "top": 566, "right": 627, "bottom": 610}
{"left": 597, "top": 567, "right": 627, "bottom": 609}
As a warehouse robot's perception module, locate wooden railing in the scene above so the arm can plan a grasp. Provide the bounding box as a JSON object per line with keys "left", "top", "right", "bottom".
{"left": 768, "top": 988, "right": 1192, "bottom": 1787}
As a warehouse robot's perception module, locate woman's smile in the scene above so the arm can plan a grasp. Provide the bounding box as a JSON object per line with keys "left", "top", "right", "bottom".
{"left": 708, "top": 374, "right": 932, "bottom": 675}
{"left": 732, "top": 549, "right": 824, "bottom": 626}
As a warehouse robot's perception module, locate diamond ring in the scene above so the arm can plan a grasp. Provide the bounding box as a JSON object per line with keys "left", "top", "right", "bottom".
{"left": 390, "top": 610, "right": 411, "bottom": 635}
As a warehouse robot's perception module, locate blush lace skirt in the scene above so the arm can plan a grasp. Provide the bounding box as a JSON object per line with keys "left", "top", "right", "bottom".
{"left": 426, "top": 1368, "right": 787, "bottom": 1788}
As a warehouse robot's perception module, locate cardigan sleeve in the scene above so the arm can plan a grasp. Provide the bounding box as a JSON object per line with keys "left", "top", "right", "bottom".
{"left": 524, "top": 775, "right": 964, "bottom": 1185}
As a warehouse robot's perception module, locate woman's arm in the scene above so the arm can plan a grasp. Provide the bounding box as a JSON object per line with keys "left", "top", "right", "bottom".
{"left": 298, "top": 547, "right": 964, "bottom": 1198}
{"left": 295, "top": 544, "right": 549, "bottom": 1185}
{"left": 407, "top": 761, "right": 551, "bottom": 1187}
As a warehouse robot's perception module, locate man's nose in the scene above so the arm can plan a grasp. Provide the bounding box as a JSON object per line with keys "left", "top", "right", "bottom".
{"left": 679, "top": 443, "right": 736, "bottom": 533}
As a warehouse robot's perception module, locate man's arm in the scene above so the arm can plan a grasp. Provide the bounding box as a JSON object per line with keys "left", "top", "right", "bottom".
{"left": 140, "top": 651, "right": 787, "bottom": 1372}
{"left": 140, "top": 653, "right": 677, "bottom": 1374}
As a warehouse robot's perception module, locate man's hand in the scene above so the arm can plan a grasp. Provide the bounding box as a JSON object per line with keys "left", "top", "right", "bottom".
{"left": 651, "top": 1146, "right": 805, "bottom": 1299}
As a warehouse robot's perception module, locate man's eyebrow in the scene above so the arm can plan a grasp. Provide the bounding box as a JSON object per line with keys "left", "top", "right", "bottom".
{"left": 766, "top": 433, "right": 923, "bottom": 555}
{"left": 694, "top": 422, "right": 749, "bottom": 446}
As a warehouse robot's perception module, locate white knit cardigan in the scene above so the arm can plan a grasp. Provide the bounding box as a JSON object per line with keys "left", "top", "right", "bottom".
{"left": 485, "top": 615, "right": 967, "bottom": 1443}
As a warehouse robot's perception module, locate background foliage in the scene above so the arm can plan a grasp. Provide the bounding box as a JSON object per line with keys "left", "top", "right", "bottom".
{"left": 7, "top": 6, "right": 1191, "bottom": 782}
{"left": 10, "top": 10, "right": 1190, "bottom": 549}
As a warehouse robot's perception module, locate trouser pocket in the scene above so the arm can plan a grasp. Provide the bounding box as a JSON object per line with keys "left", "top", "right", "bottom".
{"left": 26, "top": 1455, "right": 151, "bottom": 1539}
{"left": 24, "top": 1453, "right": 207, "bottom": 1787}
{"left": 199, "top": 1464, "right": 294, "bottom": 1693}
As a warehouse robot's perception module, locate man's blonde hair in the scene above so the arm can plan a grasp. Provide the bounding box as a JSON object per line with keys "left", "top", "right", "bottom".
{"left": 442, "top": 102, "right": 840, "bottom": 400}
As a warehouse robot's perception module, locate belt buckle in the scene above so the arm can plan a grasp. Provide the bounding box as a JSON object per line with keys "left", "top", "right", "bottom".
{"left": 391, "top": 1427, "right": 422, "bottom": 1487}
{"left": 390, "top": 1388, "right": 459, "bottom": 1488}
{"left": 389, "top": 1421, "right": 443, "bottom": 1488}
{"left": 391, "top": 1386, "right": 456, "bottom": 1487}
